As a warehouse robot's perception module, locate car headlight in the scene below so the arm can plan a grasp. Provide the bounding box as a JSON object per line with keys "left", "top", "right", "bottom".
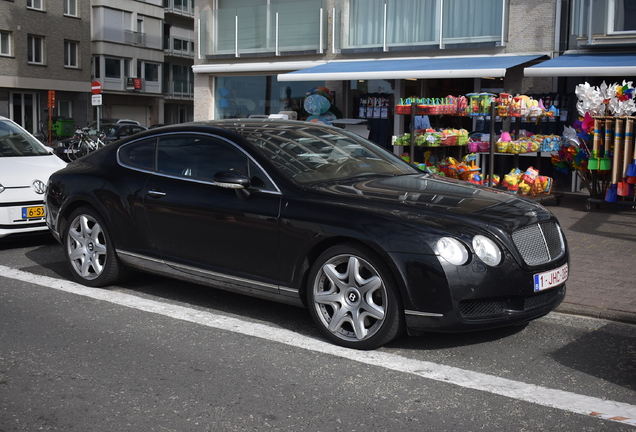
{"left": 436, "top": 237, "right": 469, "bottom": 265}
{"left": 472, "top": 235, "right": 502, "bottom": 266}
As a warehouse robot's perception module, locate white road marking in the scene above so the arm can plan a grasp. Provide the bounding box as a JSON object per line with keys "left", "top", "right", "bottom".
{"left": 2, "top": 264, "right": 635, "bottom": 426}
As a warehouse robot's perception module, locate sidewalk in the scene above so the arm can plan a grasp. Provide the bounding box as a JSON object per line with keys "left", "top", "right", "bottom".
{"left": 545, "top": 191, "right": 636, "bottom": 324}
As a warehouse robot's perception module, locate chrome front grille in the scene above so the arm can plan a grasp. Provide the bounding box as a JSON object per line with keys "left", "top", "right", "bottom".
{"left": 511, "top": 221, "right": 564, "bottom": 266}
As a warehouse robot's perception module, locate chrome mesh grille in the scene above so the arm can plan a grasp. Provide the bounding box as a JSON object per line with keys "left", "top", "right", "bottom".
{"left": 512, "top": 221, "right": 564, "bottom": 266}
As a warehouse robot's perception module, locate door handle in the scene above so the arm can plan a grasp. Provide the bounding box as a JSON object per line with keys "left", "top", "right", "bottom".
{"left": 147, "top": 189, "right": 166, "bottom": 198}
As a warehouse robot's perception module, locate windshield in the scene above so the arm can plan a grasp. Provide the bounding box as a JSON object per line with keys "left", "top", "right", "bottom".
{"left": 226, "top": 122, "right": 417, "bottom": 184}
{"left": 0, "top": 119, "right": 50, "bottom": 157}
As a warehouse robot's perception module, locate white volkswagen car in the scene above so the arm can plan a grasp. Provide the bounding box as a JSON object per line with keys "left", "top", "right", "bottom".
{"left": 0, "top": 116, "right": 66, "bottom": 238}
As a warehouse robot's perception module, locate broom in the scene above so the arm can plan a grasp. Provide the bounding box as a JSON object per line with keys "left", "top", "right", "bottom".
{"left": 606, "top": 118, "right": 623, "bottom": 202}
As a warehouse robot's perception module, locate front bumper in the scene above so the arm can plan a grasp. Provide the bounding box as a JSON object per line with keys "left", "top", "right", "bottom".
{"left": 388, "top": 250, "right": 569, "bottom": 333}
{"left": 0, "top": 200, "right": 48, "bottom": 238}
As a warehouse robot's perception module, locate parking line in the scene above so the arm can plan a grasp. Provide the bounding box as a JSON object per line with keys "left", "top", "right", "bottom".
{"left": 1, "top": 264, "right": 635, "bottom": 426}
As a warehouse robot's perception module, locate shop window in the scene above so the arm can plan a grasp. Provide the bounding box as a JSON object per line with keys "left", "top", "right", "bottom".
{"left": 215, "top": 75, "right": 325, "bottom": 120}
{"left": 0, "top": 31, "right": 11, "bottom": 56}
{"left": 27, "top": 35, "right": 44, "bottom": 64}
{"left": 64, "top": 40, "right": 78, "bottom": 68}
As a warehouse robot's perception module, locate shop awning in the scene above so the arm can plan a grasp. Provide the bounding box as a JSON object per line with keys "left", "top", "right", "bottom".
{"left": 277, "top": 54, "right": 546, "bottom": 82}
{"left": 524, "top": 52, "right": 636, "bottom": 77}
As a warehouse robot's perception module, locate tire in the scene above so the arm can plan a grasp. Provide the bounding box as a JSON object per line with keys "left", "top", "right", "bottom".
{"left": 307, "top": 243, "right": 404, "bottom": 349}
{"left": 63, "top": 207, "right": 126, "bottom": 287}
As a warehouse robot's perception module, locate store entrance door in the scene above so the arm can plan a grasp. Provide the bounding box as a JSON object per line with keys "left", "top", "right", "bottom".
{"left": 10, "top": 92, "right": 38, "bottom": 134}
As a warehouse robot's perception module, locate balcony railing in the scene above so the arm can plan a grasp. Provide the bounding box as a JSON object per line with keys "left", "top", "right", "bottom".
{"left": 199, "top": 0, "right": 326, "bottom": 57}
{"left": 124, "top": 30, "right": 146, "bottom": 47}
{"left": 163, "top": 80, "right": 194, "bottom": 100}
{"left": 163, "top": 36, "right": 195, "bottom": 58}
{"left": 163, "top": 0, "right": 194, "bottom": 17}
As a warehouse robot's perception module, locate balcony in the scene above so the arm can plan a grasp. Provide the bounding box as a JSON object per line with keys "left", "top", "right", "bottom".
{"left": 163, "top": 0, "right": 194, "bottom": 18}
{"left": 164, "top": 36, "right": 195, "bottom": 58}
{"left": 163, "top": 80, "right": 194, "bottom": 100}
{"left": 199, "top": 0, "right": 326, "bottom": 57}
{"left": 124, "top": 30, "right": 146, "bottom": 47}
{"left": 570, "top": 0, "right": 636, "bottom": 48}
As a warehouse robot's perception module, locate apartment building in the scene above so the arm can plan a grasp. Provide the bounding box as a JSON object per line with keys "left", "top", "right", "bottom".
{"left": 163, "top": 0, "right": 195, "bottom": 124}
{"left": 0, "top": 0, "right": 92, "bottom": 134}
{"left": 0, "top": 0, "right": 194, "bottom": 131}
{"left": 192, "top": 0, "right": 636, "bottom": 148}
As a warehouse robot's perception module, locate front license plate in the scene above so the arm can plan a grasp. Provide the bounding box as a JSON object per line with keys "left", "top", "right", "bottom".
{"left": 22, "top": 205, "right": 45, "bottom": 219}
{"left": 534, "top": 263, "right": 568, "bottom": 292}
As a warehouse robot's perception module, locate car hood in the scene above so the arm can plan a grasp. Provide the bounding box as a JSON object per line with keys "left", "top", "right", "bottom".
{"left": 0, "top": 154, "right": 67, "bottom": 187}
{"left": 307, "top": 173, "right": 555, "bottom": 232}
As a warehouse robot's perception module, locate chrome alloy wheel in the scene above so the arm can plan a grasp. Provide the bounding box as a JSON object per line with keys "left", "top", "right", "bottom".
{"left": 66, "top": 213, "right": 107, "bottom": 280}
{"left": 312, "top": 254, "right": 387, "bottom": 343}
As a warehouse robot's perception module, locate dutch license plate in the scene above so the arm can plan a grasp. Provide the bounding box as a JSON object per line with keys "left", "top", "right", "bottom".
{"left": 533, "top": 263, "right": 568, "bottom": 292}
{"left": 22, "top": 205, "right": 45, "bottom": 219}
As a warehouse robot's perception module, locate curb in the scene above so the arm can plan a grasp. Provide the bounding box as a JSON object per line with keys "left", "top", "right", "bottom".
{"left": 555, "top": 302, "right": 636, "bottom": 326}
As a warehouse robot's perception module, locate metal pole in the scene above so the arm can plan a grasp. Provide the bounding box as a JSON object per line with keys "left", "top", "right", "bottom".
{"left": 489, "top": 101, "right": 496, "bottom": 187}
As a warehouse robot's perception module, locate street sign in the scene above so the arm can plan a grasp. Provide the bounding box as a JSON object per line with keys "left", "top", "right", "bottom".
{"left": 92, "top": 94, "right": 102, "bottom": 106}
{"left": 91, "top": 81, "right": 102, "bottom": 95}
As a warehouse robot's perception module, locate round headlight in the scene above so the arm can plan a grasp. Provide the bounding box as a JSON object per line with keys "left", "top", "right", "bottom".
{"left": 436, "top": 237, "right": 469, "bottom": 266}
{"left": 472, "top": 235, "right": 502, "bottom": 266}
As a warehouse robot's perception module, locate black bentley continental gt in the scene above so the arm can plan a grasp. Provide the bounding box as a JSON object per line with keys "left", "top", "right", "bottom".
{"left": 45, "top": 119, "right": 569, "bottom": 349}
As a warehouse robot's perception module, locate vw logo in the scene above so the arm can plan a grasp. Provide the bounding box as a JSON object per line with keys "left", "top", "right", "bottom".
{"left": 32, "top": 180, "right": 46, "bottom": 195}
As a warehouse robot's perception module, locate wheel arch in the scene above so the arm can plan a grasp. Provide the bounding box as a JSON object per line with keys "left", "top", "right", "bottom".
{"left": 296, "top": 236, "right": 408, "bottom": 313}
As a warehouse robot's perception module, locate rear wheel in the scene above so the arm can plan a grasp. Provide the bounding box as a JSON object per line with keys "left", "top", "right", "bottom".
{"left": 63, "top": 207, "right": 126, "bottom": 287}
{"left": 307, "top": 243, "right": 404, "bottom": 349}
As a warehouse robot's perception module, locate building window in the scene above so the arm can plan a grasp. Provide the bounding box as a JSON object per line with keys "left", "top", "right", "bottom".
{"left": 64, "top": 40, "right": 78, "bottom": 67}
{"left": 346, "top": 0, "right": 504, "bottom": 50}
{"left": 27, "top": 0, "right": 43, "bottom": 10}
{"left": 105, "top": 57, "right": 121, "bottom": 78}
{"left": 27, "top": 35, "right": 44, "bottom": 64}
{"left": 609, "top": 0, "right": 636, "bottom": 33}
{"left": 0, "top": 31, "right": 11, "bottom": 57}
{"left": 202, "top": 0, "right": 325, "bottom": 57}
{"left": 64, "top": 0, "right": 78, "bottom": 17}
{"left": 144, "top": 62, "right": 159, "bottom": 82}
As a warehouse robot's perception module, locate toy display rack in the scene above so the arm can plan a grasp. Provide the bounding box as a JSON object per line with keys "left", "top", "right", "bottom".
{"left": 585, "top": 116, "right": 636, "bottom": 211}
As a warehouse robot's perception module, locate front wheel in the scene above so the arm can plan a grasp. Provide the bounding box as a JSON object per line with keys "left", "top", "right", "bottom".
{"left": 307, "top": 243, "right": 404, "bottom": 349}
{"left": 63, "top": 207, "right": 126, "bottom": 287}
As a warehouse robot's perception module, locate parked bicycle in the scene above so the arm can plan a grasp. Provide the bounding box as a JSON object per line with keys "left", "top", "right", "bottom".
{"left": 66, "top": 128, "right": 108, "bottom": 161}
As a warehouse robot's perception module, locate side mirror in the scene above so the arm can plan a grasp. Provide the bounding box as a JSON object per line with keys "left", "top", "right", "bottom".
{"left": 213, "top": 170, "right": 252, "bottom": 199}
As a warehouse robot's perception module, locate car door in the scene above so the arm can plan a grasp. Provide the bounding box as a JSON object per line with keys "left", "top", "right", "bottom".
{"left": 142, "top": 133, "right": 282, "bottom": 290}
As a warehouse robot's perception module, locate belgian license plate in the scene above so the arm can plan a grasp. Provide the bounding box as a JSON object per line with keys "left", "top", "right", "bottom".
{"left": 22, "top": 205, "right": 45, "bottom": 219}
{"left": 534, "top": 263, "right": 568, "bottom": 292}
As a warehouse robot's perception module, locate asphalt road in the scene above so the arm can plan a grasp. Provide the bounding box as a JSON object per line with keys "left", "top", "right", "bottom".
{"left": 1, "top": 234, "right": 635, "bottom": 431}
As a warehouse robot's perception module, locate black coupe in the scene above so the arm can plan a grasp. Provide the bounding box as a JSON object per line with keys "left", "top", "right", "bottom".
{"left": 45, "top": 119, "right": 569, "bottom": 349}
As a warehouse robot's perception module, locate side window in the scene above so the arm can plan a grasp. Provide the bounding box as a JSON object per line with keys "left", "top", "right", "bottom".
{"left": 119, "top": 138, "right": 156, "bottom": 171}
{"left": 248, "top": 159, "right": 277, "bottom": 191}
{"left": 156, "top": 134, "right": 277, "bottom": 191}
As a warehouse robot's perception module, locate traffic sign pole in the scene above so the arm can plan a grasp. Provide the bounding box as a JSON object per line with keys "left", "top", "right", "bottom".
{"left": 91, "top": 81, "right": 102, "bottom": 130}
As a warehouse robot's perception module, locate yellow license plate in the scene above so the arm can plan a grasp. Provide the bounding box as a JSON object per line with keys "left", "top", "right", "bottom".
{"left": 22, "top": 206, "right": 45, "bottom": 219}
